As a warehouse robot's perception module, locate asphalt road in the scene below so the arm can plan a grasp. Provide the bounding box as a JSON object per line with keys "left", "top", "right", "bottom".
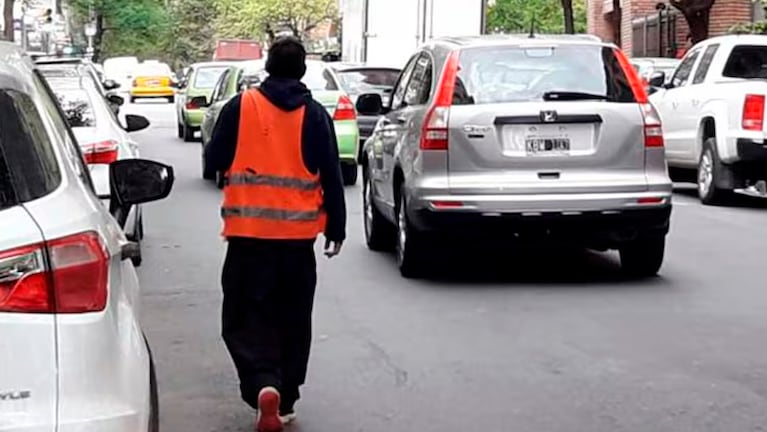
{"left": 129, "top": 100, "right": 767, "bottom": 432}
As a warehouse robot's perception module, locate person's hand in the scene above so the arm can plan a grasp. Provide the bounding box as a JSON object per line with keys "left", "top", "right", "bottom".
{"left": 324, "top": 239, "right": 343, "bottom": 258}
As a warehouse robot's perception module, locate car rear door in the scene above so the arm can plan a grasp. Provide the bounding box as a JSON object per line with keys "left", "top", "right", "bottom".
{"left": 0, "top": 88, "right": 61, "bottom": 432}
{"left": 446, "top": 43, "right": 649, "bottom": 195}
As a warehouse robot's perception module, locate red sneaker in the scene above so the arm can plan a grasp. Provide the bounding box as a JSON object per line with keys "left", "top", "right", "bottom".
{"left": 256, "top": 387, "right": 283, "bottom": 432}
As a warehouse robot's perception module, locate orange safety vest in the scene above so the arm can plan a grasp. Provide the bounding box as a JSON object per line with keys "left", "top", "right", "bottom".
{"left": 221, "top": 89, "right": 326, "bottom": 240}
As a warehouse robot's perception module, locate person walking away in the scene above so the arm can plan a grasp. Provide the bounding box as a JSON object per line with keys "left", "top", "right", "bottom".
{"left": 204, "top": 36, "right": 347, "bottom": 432}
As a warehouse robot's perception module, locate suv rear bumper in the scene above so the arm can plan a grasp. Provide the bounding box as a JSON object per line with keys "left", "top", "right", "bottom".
{"left": 407, "top": 192, "right": 672, "bottom": 246}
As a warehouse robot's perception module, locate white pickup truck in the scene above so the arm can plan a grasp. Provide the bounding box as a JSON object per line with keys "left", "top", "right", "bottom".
{"left": 648, "top": 35, "right": 767, "bottom": 204}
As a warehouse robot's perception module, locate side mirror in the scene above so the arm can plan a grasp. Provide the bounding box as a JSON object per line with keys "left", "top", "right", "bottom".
{"left": 648, "top": 71, "right": 666, "bottom": 88}
{"left": 103, "top": 79, "right": 120, "bottom": 90}
{"left": 125, "top": 114, "right": 150, "bottom": 133}
{"left": 107, "top": 93, "right": 124, "bottom": 107}
{"left": 110, "top": 159, "right": 174, "bottom": 206}
{"left": 188, "top": 96, "right": 209, "bottom": 109}
{"left": 356, "top": 93, "right": 384, "bottom": 116}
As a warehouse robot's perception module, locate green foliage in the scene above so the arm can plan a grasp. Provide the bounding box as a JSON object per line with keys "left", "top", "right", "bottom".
{"left": 487, "top": 0, "right": 587, "bottom": 34}
{"left": 213, "top": 0, "right": 337, "bottom": 41}
{"left": 166, "top": 0, "right": 218, "bottom": 68}
{"left": 729, "top": 20, "right": 767, "bottom": 35}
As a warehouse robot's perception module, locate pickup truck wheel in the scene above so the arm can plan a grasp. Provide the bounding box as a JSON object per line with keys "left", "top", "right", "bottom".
{"left": 698, "top": 139, "right": 731, "bottom": 205}
{"left": 619, "top": 235, "right": 665, "bottom": 278}
{"left": 363, "top": 169, "right": 394, "bottom": 251}
{"left": 396, "top": 185, "right": 428, "bottom": 278}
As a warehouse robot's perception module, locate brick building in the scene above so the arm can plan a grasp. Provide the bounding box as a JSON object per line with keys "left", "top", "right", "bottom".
{"left": 587, "top": 0, "right": 757, "bottom": 57}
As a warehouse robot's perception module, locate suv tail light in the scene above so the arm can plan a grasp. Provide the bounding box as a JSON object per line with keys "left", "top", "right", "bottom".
{"left": 420, "top": 50, "right": 460, "bottom": 151}
{"left": 642, "top": 103, "right": 664, "bottom": 148}
{"left": 186, "top": 99, "right": 201, "bottom": 110}
{"left": 0, "top": 232, "right": 109, "bottom": 314}
{"left": 82, "top": 140, "right": 119, "bottom": 164}
{"left": 742, "top": 94, "right": 765, "bottom": 131}
{"left": 333, "top": 95, "right": 357, "bottom": 121}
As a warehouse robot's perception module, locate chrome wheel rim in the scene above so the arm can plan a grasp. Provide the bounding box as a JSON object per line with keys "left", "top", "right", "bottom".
{"left": 698, "top": 151, "right": 714, "bottom": 197}
{"left": 397, "top": 198, "right": 407, "bottom": 263}
{"left": 363, "top": 177, "right": 373, "bottom": 237}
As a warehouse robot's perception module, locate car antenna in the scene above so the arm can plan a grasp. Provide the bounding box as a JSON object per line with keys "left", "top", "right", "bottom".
{"left": 528, "top": 13, "right": 536, "bottom": 38}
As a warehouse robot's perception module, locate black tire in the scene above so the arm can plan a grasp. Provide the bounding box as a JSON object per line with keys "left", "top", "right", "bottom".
{"left": 137, "top": 213, "right": 145, "bottom": 240}
{"left": 216, "top": 172, "right": 226, "bottom": 189}
{"left": 130, "top": 96, "right": 136, "bottom": 104}
{"left": 363, "top": 168, "right": 394, "bottom": 251}
{"left": 202, "top": 145, "right": 215, "bottom": 180}
{"left": 182, "top": 124, "right": 195, "bottom": 142}
{"left": 619, "top": 235, "right": 665, "bottom": 278}
{"left": 342, "top": 163, "right": 358, "bottom": 186}
{"left": 166, "top": 96, "right": 175, "bottom": 104}
{"left": 396, "top": 184, "right": 428, "bottom": 278}
{"left": 131, "top": 236, "right": 143, "bottom": 267}
{"left": 177, "top": 122, "right": 183, "bottom": 139}
{"left": 698, "top": 138, "right": 731, "bottom": 205}
{"left": 144, "top": 336, "right": 160, "bottom": 432}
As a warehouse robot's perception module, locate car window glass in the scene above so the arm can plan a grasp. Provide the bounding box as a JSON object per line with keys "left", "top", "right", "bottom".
{"left": 693, "top": 44, "right": 719, "bottom": 84}
{"left": 54, "top": 89, "right": 97, "bottom": 128}
{"left": 212, "top": 70, "right": 230, "bottom": 102}
{"left": 301, "top": 65, "right": 340, "bottom": 91}
{"left": 722, "top": 45, "right": 767, "bottom": 79}
{"left": 335, "top": 68, "right": 401, "bottom": 96}
{"left": 671, "top": 50, "right": 701, "bottom": 87}
{"left": 194, "top": 67, "right": 229, "bottom": 89}
{"left": 0, "top": 89, "right": 61, "bottom": 205}
{"left": 391, "top": 56, "right": 419, "bottom": 110}
{"left": 404, "top": 54, "right": 433, "bottom": 106}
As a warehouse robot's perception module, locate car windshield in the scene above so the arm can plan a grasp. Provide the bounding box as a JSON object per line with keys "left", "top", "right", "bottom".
{"left": 53, "top": 89, "right": 97, "bottom": 128}
{"left": 303, "top": 64, "right": 339, "bottom": 91}
{"left": 194, "top": 67, "right": 229, "bottom": 89}
{"left": 722, "top": 45, "right": 767, "bottom": 79}
{"left": 453, "top": 45, "right": 636, "bottom": 104}
{"left": 336, "top": 68, "right": 400, "bottom": 96}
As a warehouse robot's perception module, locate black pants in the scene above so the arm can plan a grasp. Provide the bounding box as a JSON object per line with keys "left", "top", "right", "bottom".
{"left": 221, "top": 237, "right": 317, "bottom": 410}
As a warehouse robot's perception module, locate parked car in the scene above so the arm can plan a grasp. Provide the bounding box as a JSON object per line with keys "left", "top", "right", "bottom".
{"left": 0, "top": 42, "right": 173, "bottom": 432}
{"left": 46, "top": 76, "right": 152, "bottom": 265}
{"left": 201, "top": 60, "right": 361, "bottom": 186}
{"left": 176, "top": 61, "right": 238, "bottom": 142}
{"left": 130, "top": 62, "right": 176, "bottom": 103}
{"left": 356, "top": 34, "right": 672, "bottom": 278}
{"left": 104, "top": 56, "right": 140, "bottom": 92}
{"left": 649, "top": 35, "right": 767, "bottom": 204}
{"left": 35, "top": 57, "right": 124, "bottom": 115}
{"left": 200, "top": 62, "right": 265, "bottom": 185}
{"left": 631, "top": 57, "right": 680, "bottom": 86}
{"left": 332, "top": 63, "right": 401, "bottom": 160}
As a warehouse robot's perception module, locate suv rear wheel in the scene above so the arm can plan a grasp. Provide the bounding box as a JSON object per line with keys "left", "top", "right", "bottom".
{"left": 698, "top": 138, "right": 731, "bottom": 205}
{"left": 363, "top": 168, "right": 394, "bottom": 251}
{"left": 619, "top": 235, "right": 665, "bottom": 278}
{"left": 396, "top": 185, "right": 428, "bottom": 278}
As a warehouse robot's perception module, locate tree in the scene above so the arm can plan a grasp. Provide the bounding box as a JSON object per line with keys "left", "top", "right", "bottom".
{"left": 561, "top": 0, "right": 574, "bottom": 34}
{"left": 487, "top": 0, "right": 586, "bottom": 34}
{"left": 669, "top": 0, "right": 716, "bottom": 44}
{"left": 166, "top": 0, "right": 217, "bottom": 68}
{"left": 214, "top": 0, "right": 337, "bottom": 41}
{"left": 3, "top": 0, "right": 13, "bottom": 42}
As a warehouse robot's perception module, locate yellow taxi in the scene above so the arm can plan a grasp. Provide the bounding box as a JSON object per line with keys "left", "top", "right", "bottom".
{"left": 130, "top": 62, "right": 176, "bottom": 103}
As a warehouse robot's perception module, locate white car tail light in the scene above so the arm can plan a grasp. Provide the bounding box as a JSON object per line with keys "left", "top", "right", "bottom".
{"left": 82, "top": 139, "right": 119, "bottom": 165}
{"left": 642, "top": 103, "right": 664, "bottom": 148}
{"left": 742, "top": 94, "right": 765, "bottom": 131}
{"left": 0, "top": 232, "right": 108, "bottom": 314}
{"left": 420, "top": 50, "right": 460, "bottom": 151}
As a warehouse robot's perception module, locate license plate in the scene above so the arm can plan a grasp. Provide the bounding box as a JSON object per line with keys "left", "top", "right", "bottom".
{"left": 525, "top": 138, "right": 570, "bottom": 154}
{"left": 146, "top": 80, "right": 160, "bottom": 86}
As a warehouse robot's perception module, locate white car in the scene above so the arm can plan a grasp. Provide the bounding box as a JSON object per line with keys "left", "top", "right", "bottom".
{"left": 649, "top": 35, "right": 767, "bottom": 204}
{"left": 0, "top": 43, "right": 174, "bottom": 432}
{"left": 46, "top": 76, "right": 151, "bottom": 265}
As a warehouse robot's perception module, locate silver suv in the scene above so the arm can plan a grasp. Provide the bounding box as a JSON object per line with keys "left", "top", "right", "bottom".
{"left": 356, "top": 35, "right": 673, "bottom": 278}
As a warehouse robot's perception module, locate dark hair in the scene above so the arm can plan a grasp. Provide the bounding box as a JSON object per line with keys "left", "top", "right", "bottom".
{"left": 266, "top": 37, "right": 307, "bottom": 80}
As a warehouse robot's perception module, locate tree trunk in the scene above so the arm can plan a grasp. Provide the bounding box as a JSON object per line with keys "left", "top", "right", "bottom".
{"left": 560, "top": 0, "right": 575, "bottom": 34}
{"left": 611, "top": 0, "right": 621, "bottom": 46}
{"left": 3, "top": 0, "right": 14, "bottom": 42}
{"left": 670, "top": 0, "right": 716, "bottom": 44}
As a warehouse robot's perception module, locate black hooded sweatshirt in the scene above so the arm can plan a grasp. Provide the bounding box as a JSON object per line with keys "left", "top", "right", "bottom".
{"left": 204, "top": 77, "right": 347, "bottom": 242}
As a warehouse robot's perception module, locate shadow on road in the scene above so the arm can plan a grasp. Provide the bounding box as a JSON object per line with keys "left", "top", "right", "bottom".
{"left": 674, "top": 183, "right": 767, "bottom": 209}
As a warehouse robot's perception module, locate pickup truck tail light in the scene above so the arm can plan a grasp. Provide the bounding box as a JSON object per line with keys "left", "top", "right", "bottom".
{"left": 742, "top": 94, "right": 765, "bottom": 131}
{"left": 0, "top": 232, "right": 108, "bottom": 314}
{"left": 642, "top": 104, "right": 664, "bottom": 148}
{"left": 81, "top": 139, "right": 119, "bottom": 164}
{"left": 333, "top": 95, "right": 357, "bottom": 121}
{"left": 420, "top": 50, "right": 460, "bottom": 151}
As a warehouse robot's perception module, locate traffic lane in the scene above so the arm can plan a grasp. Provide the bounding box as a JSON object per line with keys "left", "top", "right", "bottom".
{"left": 132, "top": 103, "right": 767, "bottom": 431}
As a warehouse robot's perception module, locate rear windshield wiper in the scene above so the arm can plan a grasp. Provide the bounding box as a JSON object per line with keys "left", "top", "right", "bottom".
{"left": 542, "top": 91, "right": 609, "bottom": 101}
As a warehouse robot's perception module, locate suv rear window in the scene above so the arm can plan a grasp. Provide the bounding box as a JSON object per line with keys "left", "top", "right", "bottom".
{"left": 722, "top": 45, "right": 767, "bottom": 79}
{"left": 453, "top": 45, "right": 636, "bottom": 105}
{"left": 0, "top": 89, "right": 61, "bottom": 208}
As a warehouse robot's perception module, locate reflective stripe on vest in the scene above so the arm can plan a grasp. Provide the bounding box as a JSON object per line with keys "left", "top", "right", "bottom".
{"left": 227, "top": 172, "right": 319, "bottom": 191}
{"left": 221, "top": 206, "right": 321, "bottom": 221}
